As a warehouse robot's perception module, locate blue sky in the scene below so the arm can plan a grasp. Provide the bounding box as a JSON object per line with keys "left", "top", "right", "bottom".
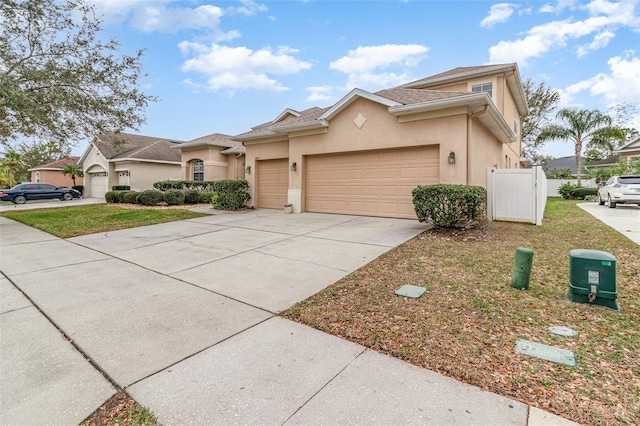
{"left": 87, "top": 0, "right": 640, "bottom": 159}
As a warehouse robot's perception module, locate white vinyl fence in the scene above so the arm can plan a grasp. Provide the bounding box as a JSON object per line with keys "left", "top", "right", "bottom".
{"left": 487, "top": 167, "right": 547, "bottom": 226}
{"left": 547, "top": 178, "right": 597, "bottom": 197}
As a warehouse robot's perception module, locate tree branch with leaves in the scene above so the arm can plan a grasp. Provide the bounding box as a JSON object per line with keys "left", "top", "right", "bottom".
{"left": 0, "top": 0, "right": 157, "bottom": 150}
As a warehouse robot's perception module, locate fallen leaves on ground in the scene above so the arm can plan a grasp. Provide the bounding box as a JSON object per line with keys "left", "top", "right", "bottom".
{"left": 80, "top": 391, "right": 158, "bottom": 426}
{"left": 283, "top": 200, "right": 640, "bottom": 426}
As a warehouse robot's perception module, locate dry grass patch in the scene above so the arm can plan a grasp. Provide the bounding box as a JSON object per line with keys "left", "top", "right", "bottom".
{"left": 283, "top": 199, "right": 639, "bottom": 426}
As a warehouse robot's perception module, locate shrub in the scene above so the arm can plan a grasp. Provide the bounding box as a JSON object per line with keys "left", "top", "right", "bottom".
{"left": 123, "top": 191, "right": 140, "bottom": 204}
{"left": 154, "top": 180, "right": 218, "bottom": 191}
{"left": 112, "top": 185, "right": 131, "bottom": 191}
{"left": 104, "top": 191, "right": 117, "bottom": 203}
{"left": 72, "top": 185, "right": 84, "bottom": 195}
{"left": 210, "top": 180, "right": 251, "bottom": 210}
{"left": 198, "top": 191, "right": 216, "bottom": 204}
{"left": 184, "top": 190, "right": 201, "bottom": 204}
{"left": 558, "top": 182, "right": 577, "bottom": 199}
{"left": 163, "top": 189, "right": 185, "bottom": 205}
{"left": 137, "top": 190, "right": 164, "bottom": 206}
{"left": 571, "top": 187, "right": 598, "bottom": 200}
{"left": 412, "top": 184, "right": 485, "bottom": 229}
{"left": 113, "top": 190, "right": 129, "bottom": 203}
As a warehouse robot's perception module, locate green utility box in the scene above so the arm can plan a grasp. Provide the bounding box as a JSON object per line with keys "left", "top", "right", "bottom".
{"left": 511, "top": 247, "right": 534, "bottom": 290}
{"left": 568, "top": 249, "right": 619, "bottom": 310}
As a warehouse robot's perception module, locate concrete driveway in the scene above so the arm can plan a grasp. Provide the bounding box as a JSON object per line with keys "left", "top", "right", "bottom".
{"left": 1, "top": 209, "right": 572, "bottom": 425}
{"left": 578, "top": 202, "right": 640, "bottom": 244}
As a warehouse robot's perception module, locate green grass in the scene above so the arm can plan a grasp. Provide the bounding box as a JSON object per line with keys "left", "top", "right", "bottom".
{"left": 0, "top": 204, "right": 209, "bottom": 238}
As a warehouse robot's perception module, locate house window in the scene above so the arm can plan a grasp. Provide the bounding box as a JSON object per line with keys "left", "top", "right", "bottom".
{"left": 193, "top": 160, "right": 204, "bottom": 181}
{"left": 472, "top": 82, "right": 492, "bottom": 97}
{"left": 514, "top": 108, "right": 519, "bottom": 136}
{"left": 35, "top": 171, "right": 40, "bottom": 182}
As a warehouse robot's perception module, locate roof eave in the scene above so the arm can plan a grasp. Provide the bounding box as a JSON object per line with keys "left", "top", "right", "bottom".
{"left": 319, "top": 88, "right": 402, "bottom": 121}
{"left": 271, "top": 120, "right": 329, "bottom": 134}
{"left": 389, "top": 93, "right": 516, "bottom": 144}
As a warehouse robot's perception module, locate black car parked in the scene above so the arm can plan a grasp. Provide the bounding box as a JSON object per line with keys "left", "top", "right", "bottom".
{"left": 0, "top": 183, "right": 81, "bottom": 204}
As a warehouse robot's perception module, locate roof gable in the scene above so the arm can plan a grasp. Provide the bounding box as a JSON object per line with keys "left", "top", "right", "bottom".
{"left": 28, "top": 156, "right": 81, "bottom": 171}
{"left": 81, "top": 132, "right": 183, "bottom": 164}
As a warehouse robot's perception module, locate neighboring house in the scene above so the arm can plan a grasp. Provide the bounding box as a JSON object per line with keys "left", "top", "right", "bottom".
{"left": 584, "top": 154, "right": 620, "bottom": 172}
{"left": 28, "top": 157, "right": 83, "bottom": 187}
{"left": 615, "top": 137, "right": 640, "bottom": 166}
{"left": 79, "top": 133, "right": 182, "bottom": 198}
{"left": 233, "top": 63, "right": 528, "bottom": 218}
{"left": 544, "top": 156, "right": 584, "bottom": 176}
{"left": 171, "top": 133, "right": 246, "bottom": 181}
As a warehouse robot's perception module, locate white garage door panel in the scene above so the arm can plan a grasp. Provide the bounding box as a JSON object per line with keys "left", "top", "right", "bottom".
{"left": 90, "top": 174, "right": 107, "bottom": 198}
{"left": 257, "top": 158, "right": 288, "bottom": 209}
{"left": 305, "top": 146, "right": 439, "bottom": 219}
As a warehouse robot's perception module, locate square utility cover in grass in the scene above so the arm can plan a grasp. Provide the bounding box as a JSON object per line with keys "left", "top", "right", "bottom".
{"left": 283, "top": 199, "right": 640, "bottom": 426}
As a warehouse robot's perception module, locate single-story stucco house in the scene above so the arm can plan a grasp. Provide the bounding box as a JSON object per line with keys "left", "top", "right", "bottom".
{"left": 28, "top": 156, "right": 83, "bottom": 187}
{"left": 79, "top": 133, "right": 184, "bottom": 198}
{"left": 170, "top": 133, "right": 246, "bottom": 181}
{"left": 233, "top": 63, "right": 528, "bottom": 218}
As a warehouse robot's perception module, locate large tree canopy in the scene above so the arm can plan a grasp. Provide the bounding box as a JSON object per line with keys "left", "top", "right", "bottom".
{"left": 0, "top": 0, "right": 156, "bottom": 148}
{"left": 536, "top": 108, "right": 625, "bottom": 186}
{"left": 521, "top": 78, "right": 561, "bottom": 160}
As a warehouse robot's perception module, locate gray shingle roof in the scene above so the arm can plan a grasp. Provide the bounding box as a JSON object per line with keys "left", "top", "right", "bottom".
{"left": 94, "top": 133, "right": 183, "bottom": 162}
{"left": 29, "top": 156, "right": 81, "bottom": 171}
{"left": 374, "top": 88, "right": 470, "bottom": 104}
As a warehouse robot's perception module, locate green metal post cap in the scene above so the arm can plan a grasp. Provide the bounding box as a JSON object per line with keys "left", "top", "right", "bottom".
{"left": 511, "top": 247, "right": 534, "bottom": 290}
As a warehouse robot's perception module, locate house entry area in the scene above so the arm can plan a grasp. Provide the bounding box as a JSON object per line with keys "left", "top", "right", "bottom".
{"left": 305, "top": 146, "right": 439, "bottom": 219}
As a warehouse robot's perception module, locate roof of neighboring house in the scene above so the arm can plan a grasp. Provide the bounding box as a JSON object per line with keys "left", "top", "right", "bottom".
{"left": 585, "top": 154, "right": 620, "bottom": 168}
{"left": 28, "top": 157, "right": 81, "bottom": 172}
{"left": 545, "top": 156, "right": 584, "bottom": 174}
{"left": 80, "top": 132, "right": 183, "bottom": 165}
{"left": 172, "top": 132, "right": 246, "bottom": 155}
{"left": 615, "top": 137, "right": 640, "bottom": 153}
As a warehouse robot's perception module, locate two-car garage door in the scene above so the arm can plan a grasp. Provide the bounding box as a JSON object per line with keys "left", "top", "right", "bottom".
{"left": 305, "top": 146, "right": 439, "bottom": 219}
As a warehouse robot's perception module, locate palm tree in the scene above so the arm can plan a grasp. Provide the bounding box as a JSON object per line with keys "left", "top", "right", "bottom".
{"left": 1, "top": 151, "right": 23, "bottom": 187}
{"left": 61, "top": 162, "right": 83, "bottom": 186}
{"left": 536, "top": 108, "right": 625, "bottom": 185}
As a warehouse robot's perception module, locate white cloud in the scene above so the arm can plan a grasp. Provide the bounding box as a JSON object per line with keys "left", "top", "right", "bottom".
{"left": 130, "top": 4, "right": 224, "bottom": 33}
{"left": 481, "top": 3, "right": 517, "bottom": 28}
{"left": 539, "top": 0, "right": 577, "bottom": 14}
{"left": 330, "top": 44, "right": 428, "bottom": 74}
{"left": 563, "top": 52, "right": 640, "bottom": 105}
{"left": 329, "top": 44, "right": 427, "bottom": 91}
{"left": 576, "top": 30, "right": 615, "bottom": 56}
{"left": 488, "top": 0, "right": 639, "bottom": 65}
{"left": 306, "top": 86, "right": 335, "bottom": 103}
{"left": 227, "top": 0, "right": 268, "bottom": 16}
{"left": 179, "top": 42, "right": 312, "bottom": 93}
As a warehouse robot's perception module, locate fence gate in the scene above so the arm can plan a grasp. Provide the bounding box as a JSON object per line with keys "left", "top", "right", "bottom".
{"left": 487, "top": 167, "right": 547, "bottom": 226}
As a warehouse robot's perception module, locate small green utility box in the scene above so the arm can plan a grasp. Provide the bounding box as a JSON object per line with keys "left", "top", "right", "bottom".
{"left": 568, "top": 249, "right": 619, "bottom": 310}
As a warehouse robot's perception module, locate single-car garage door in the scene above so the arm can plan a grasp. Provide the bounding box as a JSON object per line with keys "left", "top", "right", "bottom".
{"left": 257, "top": 158, "right": 288, "bottom": 209}
{"left": 306, "top": 146, "right": 439, "bottom": 218}
{"left": 90, "top": 172, "right": 107, "bottom": 198}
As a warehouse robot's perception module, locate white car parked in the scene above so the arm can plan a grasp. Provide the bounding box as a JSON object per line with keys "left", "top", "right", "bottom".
{"left": 596, "top": 175, "right": 640, "bottom": 208}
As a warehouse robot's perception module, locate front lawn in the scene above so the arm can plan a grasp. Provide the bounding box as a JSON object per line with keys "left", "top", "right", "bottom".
{"left": 283, "top": 199, "right": 640, "bottom": 425}
{"left": 0, "top": 204, "right": 209, "bottom": 238}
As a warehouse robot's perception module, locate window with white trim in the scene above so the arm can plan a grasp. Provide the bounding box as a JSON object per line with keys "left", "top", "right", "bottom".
{"left": 193, "top": 160, "right": 204, "bottom": 181}
{"left": 472, "top": 82, "right": 492, "bottom": 97}
{"left": 514, "top": 108, "right": 519, "bottom": 136}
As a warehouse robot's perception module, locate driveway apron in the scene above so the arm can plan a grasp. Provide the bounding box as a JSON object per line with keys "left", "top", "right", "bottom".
{"left": 1, "top": 210, "right": 542, "bottom": 425}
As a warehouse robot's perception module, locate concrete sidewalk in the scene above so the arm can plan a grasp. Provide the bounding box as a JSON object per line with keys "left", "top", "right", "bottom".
{"left": 1, "top": 211, "right": 577, "bottom": 425}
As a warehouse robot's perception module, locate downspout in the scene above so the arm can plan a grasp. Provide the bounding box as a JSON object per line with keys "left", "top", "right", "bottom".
{"left": 467, "top": 105, "right": 488, "bottom": 185}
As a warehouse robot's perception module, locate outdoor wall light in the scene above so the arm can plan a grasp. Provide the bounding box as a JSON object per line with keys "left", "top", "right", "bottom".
{"left": 291, "top": 162, "right": 297, "bottom": 171}
{"left": 448, "top": 151, "right": 456, "bottom": 165}
{"left": 246, "top": 165, "right": 251, "bottom": 174}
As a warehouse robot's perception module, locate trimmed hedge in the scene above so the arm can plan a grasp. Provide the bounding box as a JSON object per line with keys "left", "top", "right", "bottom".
{"left": 114, "top": 190, "right": 129, "bottom": 203}
{"left": 558, "top": 183, "right": 598, "bottom": 200}
{"left": 198, "top": 191, "right": 216, "bottom": 204}
{"left": 104, "top": 191, "right": 117, "bottom": 203}
{"left": 412, "top": 184, "right": 485, "bottom": 229}
{"left": 72, "top": 185, "right": 84, "bottom": 195}
{"left": 112, "top": 185, "right": 131, "bottom": 191}
{"left": 123, "top": 191, "right": 140, "bottom": 204}
{"left": 138, "top": 190, "right": 164, "bottom": 206}
{"left": 210, "top": 180, "right": 250, "bottom": 210}
{"left": 163, "top": 189, "right": 185, "bottom": 205}
{"left": 184, "top": 190, "right": 201, "bottom": 204}
{"left": 154, "top": 180, "right": 219, "bottom": 191}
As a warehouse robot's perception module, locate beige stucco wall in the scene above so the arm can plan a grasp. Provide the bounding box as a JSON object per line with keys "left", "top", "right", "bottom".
{"left": 180, "top": 147, "right": 246, "bottom": 181}
{"left": 81, "top": 145, "right": 110, "bottom": 197}
{"left": 114, "top": 161, "right": 181, "bottom": 192}
{"left": 30, "top": 170, "right": 83, "bottom": 187}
